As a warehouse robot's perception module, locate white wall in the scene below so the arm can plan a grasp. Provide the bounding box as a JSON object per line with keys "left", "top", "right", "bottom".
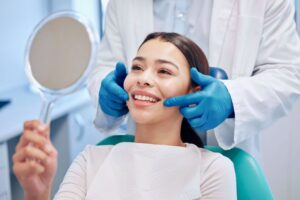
{"left": 72, "top": 0, "right": 101, "bottom": 35}
{"left": 0, "top": 0, "right": 101, "bottom": 95}
{"left": 261, "top": 100, "right": 300, "bottom": 200}
{"left": 0, "top": 0, "right": 49, "bottom": 94}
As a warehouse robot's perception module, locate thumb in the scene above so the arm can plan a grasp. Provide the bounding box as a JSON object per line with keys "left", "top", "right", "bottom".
{"left": 190, "top": 68, "right": 214, "bottom": 86}
{"left": 114, "top": 62, "right": 127, "bottom": 86}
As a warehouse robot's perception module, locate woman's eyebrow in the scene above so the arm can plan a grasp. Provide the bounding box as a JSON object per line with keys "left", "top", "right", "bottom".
{"left": 132, "top": 57, "right": 179, "bottom": 70}
{"left": 132, "top": 56, "right": 145, "bottom": 62}
{"left": 156, "top": 59, "right": 179, "bottom": 70}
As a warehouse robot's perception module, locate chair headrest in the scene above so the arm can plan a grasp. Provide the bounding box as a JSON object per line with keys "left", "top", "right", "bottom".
{"left": 209, "top": 67, "right": 228, "bottom": 80}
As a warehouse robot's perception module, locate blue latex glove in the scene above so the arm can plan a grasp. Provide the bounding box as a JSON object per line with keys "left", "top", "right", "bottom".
{"left": 99, "top": 62, "right": 129, "bottom": 117}
{"left": 164, "top": 68, "right": 234, "bottom": 131}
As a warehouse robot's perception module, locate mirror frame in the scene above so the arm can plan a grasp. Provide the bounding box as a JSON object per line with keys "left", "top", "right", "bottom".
{"left": 25, "top": 11, "right": 99, "bottom": 96}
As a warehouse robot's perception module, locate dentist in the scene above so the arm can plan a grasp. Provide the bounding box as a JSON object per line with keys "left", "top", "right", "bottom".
{"left": 88, "top": 0, "right": 300, "bottom": 159}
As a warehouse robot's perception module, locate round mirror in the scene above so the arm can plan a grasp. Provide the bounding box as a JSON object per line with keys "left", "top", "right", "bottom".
{"left": 25, "top": 11, "right": 99, "bottom": 123}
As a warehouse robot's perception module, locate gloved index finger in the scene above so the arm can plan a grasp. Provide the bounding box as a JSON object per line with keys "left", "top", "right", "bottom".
{"left": 163, "top": 92, "right": 204, "bottom": 107}
{"left": 115, "top": 62, "right": 127, "bottom": 86}
{"left": 191, "top": 68, "right": 214, "bottom": 86}
{"left": 109, "top": 81, "right": 129, "bottom": 101}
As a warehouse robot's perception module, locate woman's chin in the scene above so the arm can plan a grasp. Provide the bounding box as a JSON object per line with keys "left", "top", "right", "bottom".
{"left": 130, "top": 111, "right": 160, "bottom": 125}
{"left": 128, "top": 103, "right": 179, "bottom": 125}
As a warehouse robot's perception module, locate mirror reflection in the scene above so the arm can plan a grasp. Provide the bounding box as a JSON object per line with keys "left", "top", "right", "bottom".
{"left": 29, "top": 16, "right": 92, "bottom": 90}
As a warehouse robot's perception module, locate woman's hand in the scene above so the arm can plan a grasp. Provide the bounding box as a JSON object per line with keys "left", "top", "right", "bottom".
{"left": 13, "top": 120, "right": 57, "bottom": 200}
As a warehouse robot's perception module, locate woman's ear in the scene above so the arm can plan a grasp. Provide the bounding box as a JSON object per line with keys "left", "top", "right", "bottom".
{"left": 188, "top": 85, "right": 201, "bottom": 94}
{"left": 193, "top": 86, "right": 201, "bottom": 92}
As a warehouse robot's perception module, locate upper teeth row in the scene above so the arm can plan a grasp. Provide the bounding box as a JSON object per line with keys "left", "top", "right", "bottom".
{"left": 134, "top": 95, "right": 157, "bottom": 102}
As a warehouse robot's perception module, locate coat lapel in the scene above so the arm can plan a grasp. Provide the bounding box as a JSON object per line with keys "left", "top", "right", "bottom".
{"left": 209, "top": 0, "right": 237, "bottom": 67}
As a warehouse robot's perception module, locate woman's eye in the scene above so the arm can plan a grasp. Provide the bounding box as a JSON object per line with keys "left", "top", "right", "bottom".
{"left": 158, "top": 69, "right": 172, "bottom": 75}
{"left": 131, "top": 65, "right": 142, "bottom": 71}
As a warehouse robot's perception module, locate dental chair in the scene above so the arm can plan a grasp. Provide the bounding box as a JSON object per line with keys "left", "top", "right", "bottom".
{"left": 97, "top": 134, "right": 274, "bottom": 200}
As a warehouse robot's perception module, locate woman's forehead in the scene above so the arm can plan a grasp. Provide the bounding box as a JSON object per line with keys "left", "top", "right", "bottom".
{"left": 136, "top": 39, "right": 188, "bottom": 67}
{"left": 138, "top": 39, "right": 176, "bottom": 55}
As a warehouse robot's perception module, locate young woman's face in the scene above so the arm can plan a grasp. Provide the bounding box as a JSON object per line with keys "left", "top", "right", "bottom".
{"left": 124, "top": 38, "right": 192, "bottom": 125}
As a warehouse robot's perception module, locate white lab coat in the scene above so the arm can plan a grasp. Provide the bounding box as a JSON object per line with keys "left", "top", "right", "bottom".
{"left": 88, "top": 0, "right": 300, "bottom": 159}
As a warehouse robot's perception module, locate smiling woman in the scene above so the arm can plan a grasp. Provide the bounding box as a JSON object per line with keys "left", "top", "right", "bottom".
{"left": 13, "top": 32, "right": 237, "bottom": 200}
{"left": 125, "top": 32, "right": 209, "bottom": 148}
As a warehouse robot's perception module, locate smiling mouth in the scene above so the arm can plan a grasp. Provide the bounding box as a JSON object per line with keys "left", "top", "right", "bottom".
{"left": 132, "top": 94, "right": 161, "bottom": 103}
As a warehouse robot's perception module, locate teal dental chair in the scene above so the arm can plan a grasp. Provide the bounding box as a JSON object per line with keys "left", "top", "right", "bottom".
{"left": 97, "top": 134, "right": 274, "bottom": 200}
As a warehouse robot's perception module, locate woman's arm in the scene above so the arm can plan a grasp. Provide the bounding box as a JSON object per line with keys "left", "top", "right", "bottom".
{"left": 13, "top": 120, "right": 57, "bottom": 200}
{"left": 200, "top": 156, "right": 237, "bottom": 200}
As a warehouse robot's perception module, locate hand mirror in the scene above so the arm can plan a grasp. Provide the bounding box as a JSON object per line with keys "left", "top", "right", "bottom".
{"left": 25, "top": 11, "right": 99, "bottom": 123}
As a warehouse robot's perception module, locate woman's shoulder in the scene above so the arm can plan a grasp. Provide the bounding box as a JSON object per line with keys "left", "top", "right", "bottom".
{"left": 81, "top": 144, "right": 115, "bottom": 159}
{"left": 74, "top": 144, "right": 115, "bottom": 168}
{"left": 187, "top": 144, "right": 234, "bottom": 176}
{"left": 197, "top": 147, "right": 237, "bottom": 199}
{"left": 187, "top": 144, "right": 232, "bottom": 163}
{"left": 198, "top": 147, "right": 232, "bottom": 165}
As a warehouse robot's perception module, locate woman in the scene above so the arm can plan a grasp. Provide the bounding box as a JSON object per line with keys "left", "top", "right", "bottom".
{"left": 13, "top": 32, "right": 236, "bottom": 199}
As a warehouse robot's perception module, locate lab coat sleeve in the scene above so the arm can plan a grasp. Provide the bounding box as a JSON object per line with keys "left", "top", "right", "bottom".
{"left": 87, "top": 0, "right": 127, "bottom": 132}
{"left": 200, "top": 156, "right": 237, "bottom": 200}
{"left": 214, "top": 0, "right": 300, "bottom": 149}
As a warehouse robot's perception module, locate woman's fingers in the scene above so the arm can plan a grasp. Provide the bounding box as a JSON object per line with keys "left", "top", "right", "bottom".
{"left": 44, "top": 143, "right": 57, "bottom": 157}
{"left": 16, "top": 121, "right": 50, "bottom": 151}
{"left": 24, "top": 120, "right": 42, "bottom": 130}
{"left": 13, "top": 160, "right": 45, "bottom": 177}
{"left": 16, "top": 130, "right": 48, "bottom": 151}
{"left": 13, "top": 145, "right": 48, "bottom": 163}
{"left": 24, "top": 120, "right": 49, "bottom": 136}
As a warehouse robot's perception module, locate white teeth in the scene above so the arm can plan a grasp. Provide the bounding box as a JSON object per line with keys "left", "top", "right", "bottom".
{"left": 134, "top": 95, "right": 157, "bottom": 102}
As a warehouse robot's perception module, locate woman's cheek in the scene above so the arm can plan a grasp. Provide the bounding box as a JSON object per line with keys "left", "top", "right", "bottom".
{"left": 123, "top": 74, "right": 133, "bottom": 93}
{"left": 161, "top": 81, "right": 188, "bottom": 99}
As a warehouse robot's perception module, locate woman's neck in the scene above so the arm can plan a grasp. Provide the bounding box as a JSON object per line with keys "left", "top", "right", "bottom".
{"left": 134, "top": 117, "right": 185, "bottom": 147}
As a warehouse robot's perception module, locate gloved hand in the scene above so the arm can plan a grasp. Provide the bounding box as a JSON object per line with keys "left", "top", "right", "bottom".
{"left": 164, "top": 68, "right": 234, "bottom": 131}
{"left": 99, "top": 62, "right": 129, "bottom": 117}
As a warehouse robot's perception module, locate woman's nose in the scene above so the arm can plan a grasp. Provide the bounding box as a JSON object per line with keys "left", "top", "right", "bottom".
{"left": 137, "top": 71, "right": 154, "bottom": 87}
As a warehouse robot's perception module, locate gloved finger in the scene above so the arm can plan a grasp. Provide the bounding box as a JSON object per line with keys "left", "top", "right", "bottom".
{"left": 190, "top": 68, "right": 214, "bottom": 87}
{"left": 188, "top": 111, "right": 209, "bottom": 130}
{"left": 101, "top": 77, "right": 129, "bottom": 101}
{"left": 100, "top": 92, "right": 128, "bottom": 116}
{"left": 179, "top": 101, "right": 205, "bottom": 120}
{"left": 114, "top": 62, "right": 128, "bottom": 86}
{"left": 193, "top": 111, "right": 215, "bottom": 131}
{"left": 101, "top": 89, "right": 128, "bottom": 104}
{"left": 101, "top": 103, "right": 128, "bottom": 118}
{"left": 106, "top": 98, "right": 128, "bottom": 110}
{"left": 188, "top": 116, "right": 206, "bottom": 130}
{"left": 164, "top": 92, "right": 204, "bottom": 107}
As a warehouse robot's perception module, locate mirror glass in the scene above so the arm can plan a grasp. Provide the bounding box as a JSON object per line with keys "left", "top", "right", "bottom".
{"left": 25, "top": 11, "right": 99, "bottom": 123}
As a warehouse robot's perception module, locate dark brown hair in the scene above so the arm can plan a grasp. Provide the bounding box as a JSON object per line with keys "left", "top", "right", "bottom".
{"left": 139, "top": 32, "right": 209, "bottom": 148}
